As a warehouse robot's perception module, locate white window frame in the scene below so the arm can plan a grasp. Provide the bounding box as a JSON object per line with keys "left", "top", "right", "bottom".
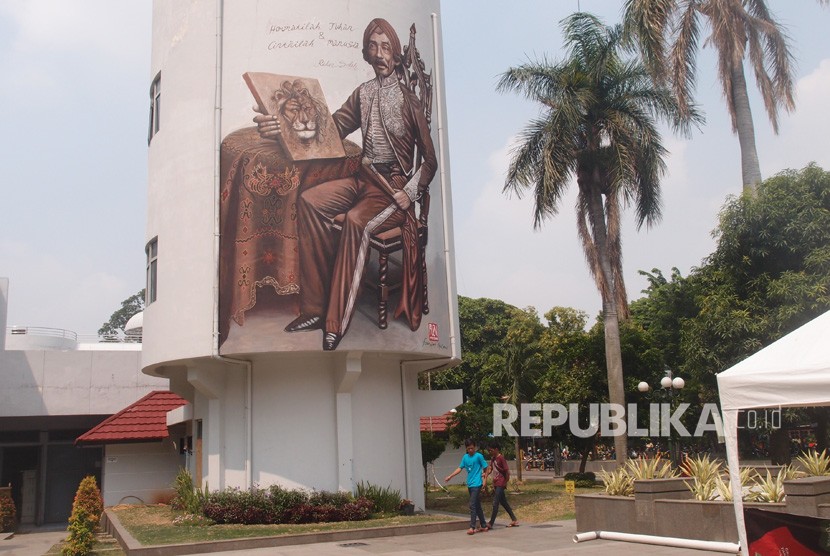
{"left": 148, "top": 72, "right": 161, "bottom": 144}
{"left": 146, "top": 237, "right": 158, "bottom": 304}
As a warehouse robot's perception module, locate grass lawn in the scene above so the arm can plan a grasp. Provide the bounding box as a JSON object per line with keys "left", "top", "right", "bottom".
{"left": 109, "top": 504, "right": 454, "bottom": 546}
{"left": 425, "top": 480, "right": 602, "bottom": 523}
{"left": 44, "top": 533, "right": 124, "bottom": 556}
{"left": 45, "top": 482, "right": 599, "bottom": 554}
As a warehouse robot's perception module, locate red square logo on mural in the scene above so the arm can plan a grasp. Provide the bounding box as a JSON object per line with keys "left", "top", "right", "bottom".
{"left": 428, "top": 323, "right": 439, "bottom": 342}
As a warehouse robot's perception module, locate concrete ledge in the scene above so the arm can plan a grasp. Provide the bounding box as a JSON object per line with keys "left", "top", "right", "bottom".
{"left": 103, "top": 509, "right": 468, "bottom": 556}
{"left": 784, "top": 476, "right": 830, "bottom": 517}
{"left": 575, "top": 494, "right": 644, "bottom": 535}
{"left": 575, "top": 492, "right": 786, "bottom": 542}
{"left": 633, "top": 477, "right": 691, "bottom": 496}
{"left": 653, "top": 499, "right": 785, "bottom": 542}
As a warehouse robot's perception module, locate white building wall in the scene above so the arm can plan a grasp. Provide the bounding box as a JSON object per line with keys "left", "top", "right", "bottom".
{"left": 101, "top": 440, "right": 185, "bottom": 506}
{"left": 351, "top": 362, "right": 406, "bottom": 492}
{"left": 143, "top": 0, "right": 219, "bottom": 368}
{"left": 0, "top": 349, "right": 167, "bottom": 418}
{"left": 251, "top": 356, "right": 338, "bottom": 491}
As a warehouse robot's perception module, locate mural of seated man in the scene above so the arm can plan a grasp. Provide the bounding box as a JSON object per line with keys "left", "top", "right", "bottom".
{"left": 253, "top": 17, "right": 436, "bottom": 351}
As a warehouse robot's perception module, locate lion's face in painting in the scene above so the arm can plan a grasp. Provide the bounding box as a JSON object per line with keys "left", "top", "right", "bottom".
{"left": 274, "top": 80, "right": 325, "bottom": 143}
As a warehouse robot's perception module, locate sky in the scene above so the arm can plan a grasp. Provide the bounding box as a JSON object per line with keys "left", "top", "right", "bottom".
{"left": 1, "top": 0, "right": 829, "bottom": 335}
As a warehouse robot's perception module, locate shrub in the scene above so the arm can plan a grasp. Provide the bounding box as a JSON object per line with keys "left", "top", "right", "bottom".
{"left": 714, "top": 467, "right": 757, "bottom": 501}
{"left": 598, "top": 467, "right": 634, "bottom": 497}
{"left": 62, "top": 475, "right": 103, "bottom": 556}
{"left": 171, "top": 468, "right": 206, "bottom": 515}
{"left": 796, "top": 449, "right": 830, "bottom": 476}
{"left": 681, "top": 454, "right": 722, "bottom": 501}
{"left": 203, "top": 488, "right": 274, "bottom": 524}
{"left": 342, "top": 497, "right": 373, "bottom": 521}
{"left": 0, "top": 494, "right": 16, "bottom": 533}
{"left": 563, "top": 472, "right": 596, "bottom": 487}
{"left": 354, "top": 481, "right": 401, "bottom": 514}
{"left": 267, "top": 485, "right": 309, "bottom": 522}
{"left": 202, "top": 486, "right": 373, "bottom": 525}
{"left": 624, "top": 456, "right": 677, "bottom": 480}
{"left": 748, "top": 469, "right": 786, "bottom": 503}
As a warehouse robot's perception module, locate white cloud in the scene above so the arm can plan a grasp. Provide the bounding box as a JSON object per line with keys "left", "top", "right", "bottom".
{"left": 1, "top": 239, "right": 133, "bottom": 334}
{"left": 1, "top": 0, "right": 149, "bottom": 61}
{"left": 761, "top": 58, "right": 830, "bottom": 174}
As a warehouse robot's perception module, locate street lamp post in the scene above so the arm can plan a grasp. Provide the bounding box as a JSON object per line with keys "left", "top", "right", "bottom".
{"left": 637, "top": 369, "right": 685, "bottom": 466}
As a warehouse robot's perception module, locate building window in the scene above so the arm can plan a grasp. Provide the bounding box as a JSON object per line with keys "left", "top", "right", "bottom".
{"left": 148, "top": 72, "right": 161, "bottom": 144}
{"left": 146, "top": 237, "right": 158, "bottom": 304}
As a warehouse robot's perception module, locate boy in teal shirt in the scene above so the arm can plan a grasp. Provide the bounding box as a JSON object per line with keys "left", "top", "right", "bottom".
{"left": 445, "top": 438, "right": 489, "bottom": 534}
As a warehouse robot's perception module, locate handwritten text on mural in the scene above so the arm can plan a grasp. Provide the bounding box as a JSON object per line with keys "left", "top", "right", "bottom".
{"left": 266, "top": 19, "right": 361, "bottom": 68}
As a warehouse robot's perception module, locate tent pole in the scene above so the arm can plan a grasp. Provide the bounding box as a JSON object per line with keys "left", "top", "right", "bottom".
{"left": 723, "top": 409, "right": 748, "bottom": 556}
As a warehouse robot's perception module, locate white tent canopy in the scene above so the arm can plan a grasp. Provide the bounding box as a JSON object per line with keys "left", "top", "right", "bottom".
{"left": 716, "top": 309, "right": 830, "bottom": 556}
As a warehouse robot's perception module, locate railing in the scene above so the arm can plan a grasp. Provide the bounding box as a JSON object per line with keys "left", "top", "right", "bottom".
{"left": 6, "top": 326, "right": 78, "bottom": 341}
{"left": 7, "top": 328, "right": 141, "bottom": 345}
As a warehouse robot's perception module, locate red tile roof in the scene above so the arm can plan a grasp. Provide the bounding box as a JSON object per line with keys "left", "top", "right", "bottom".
{"left": 420, "top": 411, "right": 454, "bottom": 433}
{"left": 76, "top": 391, "right": 188, "bottom": 445}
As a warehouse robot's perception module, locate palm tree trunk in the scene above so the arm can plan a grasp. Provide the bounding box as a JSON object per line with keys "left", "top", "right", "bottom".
{"left": 602, "top": 299, "right": 628, "bottom": 467}
{"left": 585, "top": 186, "right": 629, "bottom": 467}
{"left": 731, "top": 62, "right": 763, "bottom": 194}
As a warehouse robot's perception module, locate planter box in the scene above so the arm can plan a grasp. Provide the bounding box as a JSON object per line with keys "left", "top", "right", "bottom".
{"left": 575, "top": 494, "right": 641, "bottom": 534}
{"left": 576, "top": 477, "right": 786, "bottom": 543}
{"left": 653, "top": 499, "right": 785, "bottom": 542}
{"left": 784, "top": 476, "right": 830, "bottom": 517}
{"left": 633, "top": 478, "right": 692, "bottom": 528}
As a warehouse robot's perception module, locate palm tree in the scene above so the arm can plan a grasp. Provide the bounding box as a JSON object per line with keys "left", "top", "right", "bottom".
{"left": 623, "top": 0, "right": 804, "bottom": 194}
{"left": 498, "top": 13, "right": 699, "bottom": 465}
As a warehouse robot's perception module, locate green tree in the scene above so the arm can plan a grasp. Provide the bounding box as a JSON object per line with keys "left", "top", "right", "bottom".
{"left": 429, "top": 296, "right": 518, "bottom": 402}
{"left": 447, "top": 402, "right": 496, "bottom": 449}
{"left": 537, "top": 307, "right": 605, "bottom": 470}
{"left": 630, "top": 267, "right": 699, "bottom": 372}
{"left": 491, "top": 307, "right": 546, "bottom": 480}
{"left": 98, "top": 289, "right": 145, "bottom": 341}
{"left": 421, "top": 432, "right": 447, "bottom": 486}
{"left": 683, "top": 164, "right": 830, "bottom": 398}
{"left": 623, "top": 0, "right": 810, "bottom": 193}
{"left": 498, "top": 13, "right": 698, "bottom": 465}
{"left": 63, "top": 475, "right": 103, "bottom": 556}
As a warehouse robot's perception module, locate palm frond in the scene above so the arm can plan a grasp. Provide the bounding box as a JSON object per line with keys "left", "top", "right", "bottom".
{"left": 669, "top": 0, "right": 702, "bottom": 121}
{"left": 622, "top": 0, "right": 676, "bottom": 82}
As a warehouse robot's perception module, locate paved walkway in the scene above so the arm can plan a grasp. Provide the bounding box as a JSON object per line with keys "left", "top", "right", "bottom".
{"left": 1, "top": 525, "right": 67, "bottom": 556}
{"left": 1, "top": 519, "right": 733, "bottom": 556}
{"left": 184, "top": 520, "right": 729, "bottom": 555}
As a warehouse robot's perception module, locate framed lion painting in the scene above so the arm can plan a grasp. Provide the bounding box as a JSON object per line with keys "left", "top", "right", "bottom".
{"left": 243, "top": 72, "right": 345, "bottom": 160}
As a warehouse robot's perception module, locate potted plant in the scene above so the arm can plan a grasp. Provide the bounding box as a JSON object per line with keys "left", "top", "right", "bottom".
{"left": 398, "top": 499, "right": 415, "bottom": 516}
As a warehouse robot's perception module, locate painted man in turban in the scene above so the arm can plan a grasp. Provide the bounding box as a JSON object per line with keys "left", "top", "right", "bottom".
{"left": 255, "top": 18, "right": 437, "bottom": 350}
